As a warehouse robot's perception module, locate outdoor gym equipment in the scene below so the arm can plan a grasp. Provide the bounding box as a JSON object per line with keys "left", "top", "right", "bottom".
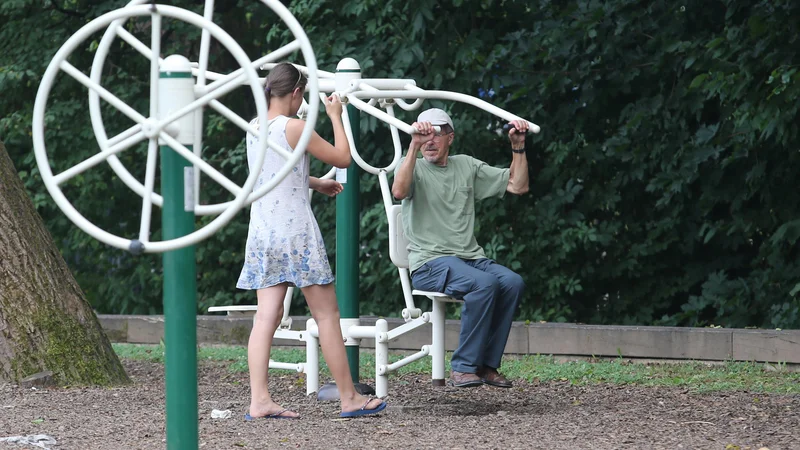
{"left": 225, "top": 58, "right": 541, "bottom": 398}
{"left": 32, "top": 0, "right": 540, "bottom": 448}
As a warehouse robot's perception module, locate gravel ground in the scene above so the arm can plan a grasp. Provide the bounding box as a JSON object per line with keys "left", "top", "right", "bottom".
{"left": 1, "top": 360, "right": 798, "bottom": 450}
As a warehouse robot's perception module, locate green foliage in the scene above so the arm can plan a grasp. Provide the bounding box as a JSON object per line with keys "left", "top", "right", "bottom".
{"left": 2, "top": 0, "right": 799, "bottom": 328}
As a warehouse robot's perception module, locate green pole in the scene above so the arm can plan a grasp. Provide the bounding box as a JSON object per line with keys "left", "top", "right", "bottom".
{"left": 159, "top": 56, "right": 197, "bottom": 450}
{"left": 336, "top": 104, "right": 360, "bottom": 383}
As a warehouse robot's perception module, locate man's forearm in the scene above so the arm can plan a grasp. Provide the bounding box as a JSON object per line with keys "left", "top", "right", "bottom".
{"left": 309, "top": 176, "right": 320, "bottom": 190}
{"left": 508, "top": 151, "right": 530, "bottom": 194}
{"left": 392, "top": 145, "right": 418, "bottom": 199}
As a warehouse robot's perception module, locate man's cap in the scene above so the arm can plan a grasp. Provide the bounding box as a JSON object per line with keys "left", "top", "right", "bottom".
{"left": 417, "top": 108, "right": 454, "bottom": 131}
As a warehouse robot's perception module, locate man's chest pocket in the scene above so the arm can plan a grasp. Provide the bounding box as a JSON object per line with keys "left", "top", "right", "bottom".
{"left": 454, "top": 187, "right": 474, "bottom": 216}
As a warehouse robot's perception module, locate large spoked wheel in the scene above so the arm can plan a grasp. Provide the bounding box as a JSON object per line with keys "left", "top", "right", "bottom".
{"left": 32, "top": 3, "right": 320, "bottom": 253}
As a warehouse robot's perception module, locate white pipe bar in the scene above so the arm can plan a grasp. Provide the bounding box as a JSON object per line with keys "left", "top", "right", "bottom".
{"left": 385, "top": 314, "right": 430, "bottom": 342}
{"left": 192, "top": 105, "right": 202, "bottom": 210}
{"left": 115, "top": 27, "right": 163, "bottom": 64}
{"left": 347, "top": 94, "right": 440, "bottom": 137}
{"left": 305, "top": 318, "right": 319, "bottom": 395}
{"left": 162, "top": 87, "right": 292, "bottom": 166}
{"left": 203, "top": 40, "right": 301, "bottom": 95}
{"left": 156, "top": 71, "right": 250, "bottom": 140}
{"left": 398, "top": 269, "right": 419, "bottom": 317}
{"left": 375, "top": 319, "right": 389, "bottom": 397}
{"left": 382, "top": 104, "right": 404, "bottom": 172}
{"left": 344, "top": 100, "right": 405, "bottom": 174}
{"left": 431, "top": 299, "right": 447, "bottom": 383}
{"left": 350, "top": 78, "right": 417, "bottom": 90}
{"left": 320, "top": 166, "right": 336, "bottom": 180}
{"left": 137, "top": 139, "right": 158, "bottom": 243}
{"left": 351, "top": 81, "right": 379, "bottom": 106}
{"left": 191, "top": 69, "right": 336, "bottom": 94}
{"left": 347, "top": 325, "right": 378, "bottom": 340}
{"left": 280, "top": 287, "right": 293, "bottom": 327}
{"left": 378, "top": 171, "right": 394, "bottom": 214}
{"left": 260, "top": 62, "right": 335, "bottom": 79}
{"left": 195, "top": 0, "right": 214, "bottom": 88}
{"left": 316, "top": 78, "right": 336, "bottom": 93}
{"left": 394, "top": 84, "right": 425, "bottom": 111}
{"left": 402, "top": 308, "right": 423, "bottom": 320}
{"left": 52, "top": 131, "right": 146, "bottom": 186}
{"left": 351, "top": 89, "right": 541, "bottom": 133}
{"left": 268, "top": 360, "right": 304, "bottom": 372}
{"left": 263, "top": 135, "right": 294, "bottom": 161}
{"left": 385, "top": 346, "right": 431, "bottom": 373}
{"left": 60, "top": 61, "right": 147, "bottom": 125}
{"left": 107, "top": 123, "right": 143, "bottom": 148}
{"left": 340, "top": 106, "right": 362, "bottom": 168}
{"left": 273, "top": 329, "right": 303, "bottom": 340}
{"left": 148, "top": 11, "right": 160, "bottom": 119}
{"left": 208, "top": 99, "right": 259, "bottom": 136}
{"left": 158, "top": 132, "right": 243, "bottom": 196}
{"left": 388, "top": 107, "right": 404, "bottom": 168}
{"left": 347, "top": 95, "right": 415, "bottom": 135}
{"left": 191, "top": 0, "right": 214, "bottom": 212}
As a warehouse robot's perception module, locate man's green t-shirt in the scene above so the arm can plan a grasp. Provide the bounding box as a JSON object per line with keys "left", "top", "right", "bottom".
{"left": 395, "top": 155, "right": 510, "bottom": 272}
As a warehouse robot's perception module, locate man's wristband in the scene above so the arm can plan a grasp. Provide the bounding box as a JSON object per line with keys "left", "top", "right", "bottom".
{"left": 512, "top": 148, "right": 526, "bottom": 154}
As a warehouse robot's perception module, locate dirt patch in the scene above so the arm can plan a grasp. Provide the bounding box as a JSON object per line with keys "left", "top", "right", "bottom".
{"left": 1, "top": 360, "right": 798, "bottom": 449}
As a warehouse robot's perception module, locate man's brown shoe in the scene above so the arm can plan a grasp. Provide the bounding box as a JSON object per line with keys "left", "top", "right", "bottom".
{"left": 449, "top": 371, "right": 483, "bottom": 388}
{"left": 478, "top": 367, "right": 513, "bottom": 388}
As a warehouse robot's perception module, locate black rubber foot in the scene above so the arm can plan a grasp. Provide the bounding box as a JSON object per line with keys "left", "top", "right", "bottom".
{"left": 128, "top": 239, "right": 145, "bottom": 255}
{"left": 431, "top": 379, "right": 446, "bottom": 387}
{"left": 316, "top": 382, "right": 376, "bottom": 401}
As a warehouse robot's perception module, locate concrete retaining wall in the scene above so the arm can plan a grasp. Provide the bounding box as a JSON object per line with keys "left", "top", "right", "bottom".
{"left": 97, "top": 315, "right": 800, "bottom": 364}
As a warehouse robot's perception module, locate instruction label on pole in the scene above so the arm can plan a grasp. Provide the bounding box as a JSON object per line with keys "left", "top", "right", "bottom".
{"left": 336, "top": 167, "right": 347, "bottom": 184}
{"left": 184, "top": 167, "right": 194, "bottom": 212}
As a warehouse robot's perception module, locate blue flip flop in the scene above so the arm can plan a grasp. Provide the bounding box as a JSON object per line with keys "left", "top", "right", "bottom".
{"left": 244, "top": 409, "right": 299, "bottom": 421}
{"left": 339, "top": 398, "right": 387, "bottom": 418}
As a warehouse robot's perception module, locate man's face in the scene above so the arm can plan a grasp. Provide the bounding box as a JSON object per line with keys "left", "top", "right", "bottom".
{"left": 421, "top": 126, "right": 453, "bottom": 166}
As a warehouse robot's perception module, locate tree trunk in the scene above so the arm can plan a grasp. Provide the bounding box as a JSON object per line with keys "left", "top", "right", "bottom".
{"left": 0, "top": 141, "right": 129, "bottom": 385}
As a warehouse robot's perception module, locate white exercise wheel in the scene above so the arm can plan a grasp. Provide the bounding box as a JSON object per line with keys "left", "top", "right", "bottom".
{"left": 32, "top": 3, "right": 319, "bottom": 253}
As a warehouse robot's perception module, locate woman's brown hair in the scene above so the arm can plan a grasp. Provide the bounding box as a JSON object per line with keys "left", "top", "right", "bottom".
{"left": 265, "top": 62, "right": 307, "bottom": 107}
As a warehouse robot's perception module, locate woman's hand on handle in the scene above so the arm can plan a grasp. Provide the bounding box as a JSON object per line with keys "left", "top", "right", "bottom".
{"left": 286, "top": 93, "right": 351, "bottom": 169}
{"left": 324, "top": 93, "right": 343, "bottom": 118}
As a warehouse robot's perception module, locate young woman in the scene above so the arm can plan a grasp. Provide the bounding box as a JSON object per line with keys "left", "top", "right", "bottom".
{"left": 237, "top": 63, "right": 386, "bottom": 419}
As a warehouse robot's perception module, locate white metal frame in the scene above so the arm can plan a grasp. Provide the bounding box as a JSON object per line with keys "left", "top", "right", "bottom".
{"left": 210, "top": 57, "right": 540, "bottom": 397}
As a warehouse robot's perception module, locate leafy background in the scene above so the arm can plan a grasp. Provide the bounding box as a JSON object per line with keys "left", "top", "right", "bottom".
{"left": 1, "top": 0, "right": 798, "bottom": 328}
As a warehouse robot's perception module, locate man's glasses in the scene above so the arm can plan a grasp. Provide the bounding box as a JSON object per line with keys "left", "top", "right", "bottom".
{"left": 433, "top": 130, "right": 453, "bottom": 139}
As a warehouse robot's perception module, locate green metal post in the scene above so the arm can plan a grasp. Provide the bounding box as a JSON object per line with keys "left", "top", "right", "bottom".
{"left": 159, "top": 56, "right": 197, "bottom": 450}
{"left": 336, "top": 104, "right": 361, "bottom": 383}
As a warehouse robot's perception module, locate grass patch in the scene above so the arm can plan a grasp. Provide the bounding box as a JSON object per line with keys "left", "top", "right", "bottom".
{"left": 113, "top": 343, "right": 800, "bottom": 394}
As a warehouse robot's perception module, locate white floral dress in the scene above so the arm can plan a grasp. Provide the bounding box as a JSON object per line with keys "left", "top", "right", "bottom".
{"left": 236, "top": 115, "right": 334, "bottom": 289}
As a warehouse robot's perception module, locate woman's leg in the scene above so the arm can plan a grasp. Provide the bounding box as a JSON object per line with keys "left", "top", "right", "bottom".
{"left": 248, "top": 283, "right": 299, "bottom": 418}
{"left": 301, "top": 283, "right": 384, "bottom": 413}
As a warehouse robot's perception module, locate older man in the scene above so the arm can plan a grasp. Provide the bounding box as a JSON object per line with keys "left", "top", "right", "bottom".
{"left": 392, "top": 108, "right": 529, "bottom": 388}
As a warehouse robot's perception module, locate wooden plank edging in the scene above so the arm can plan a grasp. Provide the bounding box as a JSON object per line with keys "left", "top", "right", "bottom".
{"left": 96, "top": 315, "right": 800, "bottom": 364}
